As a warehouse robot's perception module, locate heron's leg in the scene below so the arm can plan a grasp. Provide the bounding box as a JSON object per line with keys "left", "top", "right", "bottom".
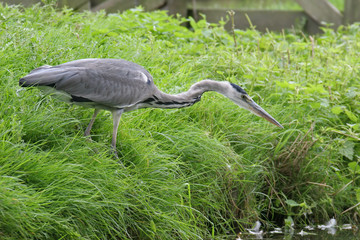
{"left": 111, "top": 109, "right": 124, "bottom": 158}
{"left": 85, "top": 109, "right": 100, "bottom": 138}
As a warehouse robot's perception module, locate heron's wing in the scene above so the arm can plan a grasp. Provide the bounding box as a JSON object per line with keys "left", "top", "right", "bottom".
{"left": 20, "top": 59, "right": 155, "bottom": 109}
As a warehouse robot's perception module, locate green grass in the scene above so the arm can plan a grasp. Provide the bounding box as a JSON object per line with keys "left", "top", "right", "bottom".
{"left": 0, "top": 3, "right": 359, "bottom": 239}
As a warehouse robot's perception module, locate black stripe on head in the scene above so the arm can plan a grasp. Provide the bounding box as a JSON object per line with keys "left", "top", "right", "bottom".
{"left": 230, "top": 83, "right": 247, "bottom": 94}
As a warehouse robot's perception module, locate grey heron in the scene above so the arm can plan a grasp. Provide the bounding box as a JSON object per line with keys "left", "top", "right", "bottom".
{"left": 19, "top": 58, "right": 283, "bottom": 156}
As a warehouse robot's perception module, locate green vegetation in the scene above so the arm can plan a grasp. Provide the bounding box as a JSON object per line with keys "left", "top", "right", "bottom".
{"left": 0, "top": 3, "right": 359, "bottom": 239}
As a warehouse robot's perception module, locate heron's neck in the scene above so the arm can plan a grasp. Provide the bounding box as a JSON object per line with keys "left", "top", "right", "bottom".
{"left": 146, "top": 80, "right": 230, "bottom": 109}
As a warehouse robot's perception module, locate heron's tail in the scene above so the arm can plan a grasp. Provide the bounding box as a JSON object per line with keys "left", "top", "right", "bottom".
{"left": 19, "top": 65, "right": 63, "bottom": 87}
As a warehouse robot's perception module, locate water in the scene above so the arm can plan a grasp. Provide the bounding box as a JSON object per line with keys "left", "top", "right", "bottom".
{"left": 262, "top": 229, "right": 359, "bottom": 240}
{"left": 238, "top": 229, "right": 359, "bottom": 240}
{"left": 237, "top": 220, "right": 359, "bottom": 240}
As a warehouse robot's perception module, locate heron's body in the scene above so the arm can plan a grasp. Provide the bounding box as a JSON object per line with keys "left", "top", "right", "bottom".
{"left": 20, "top": 58, "right": 283, "bottom": 157}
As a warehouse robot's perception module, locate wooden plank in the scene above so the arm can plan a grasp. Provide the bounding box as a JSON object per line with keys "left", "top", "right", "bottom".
{"left": 304, "top": 16, "right": 322, "bottom": 35}
{"left": 91, "top": 0, "right": 164, "bottom": 13}
{"left": 90, "top": 0, "right": 106, "bottom": 8}
{"left": 139, "top": 0, "right": 165, "bottom": 11}
{"left": 4, "top": 0, "right": 90, "bottom": 9}
{"left": 91, "top": 0, "right": 134, "bottom": 12}
{"left": 295, "top": 0, "right": 342, "bottom": 28}
{"left": 192, "top": 9, "right": 308, "bottom": 32}
{"left": 58, "top": 0, "right": 90, "bottom": 10}
{"left": 2, "top": 0, "right": 39, "bottom": 7}
{"left": 162, "top": 0, "right": 188, "bottom": 17}
{"left": 344, "top": 0, "right": 360, "bottom": 24}
{"left": 76, "top": 0, "right": 91, "bottom": 11}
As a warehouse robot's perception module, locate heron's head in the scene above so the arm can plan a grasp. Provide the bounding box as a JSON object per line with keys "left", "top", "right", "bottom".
{"left": 227, "top": 83, "right": 283, "bottom": 128}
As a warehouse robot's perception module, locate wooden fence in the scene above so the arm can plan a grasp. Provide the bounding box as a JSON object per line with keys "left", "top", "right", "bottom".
{"left": 2, "top": 0, "right": 360, "bottom": 33}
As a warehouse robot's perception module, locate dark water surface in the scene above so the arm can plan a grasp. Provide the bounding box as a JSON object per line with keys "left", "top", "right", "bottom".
{"left": 240, "top": 228, "right": 359, "bottom": 240}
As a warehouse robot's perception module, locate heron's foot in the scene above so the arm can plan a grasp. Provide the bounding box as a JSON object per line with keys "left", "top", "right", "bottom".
{"left": 113, "top": 149, "right": 119, "bottom": 159}
{"left": 84, "top": 134, "right": 100, "bottom": 154}
{"left": 111, "top": 145, "right": 119, "bottom": 159}
{"left": 110, "top": 145, "right": 126, "bottom": 167}
{"left": 84, "top": 132, "right": 93, "bottom": 142}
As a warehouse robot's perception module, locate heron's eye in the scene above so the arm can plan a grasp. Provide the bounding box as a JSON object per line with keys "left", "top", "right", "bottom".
{"left": 241, "top": 95, "right": 247, "bottom": 100}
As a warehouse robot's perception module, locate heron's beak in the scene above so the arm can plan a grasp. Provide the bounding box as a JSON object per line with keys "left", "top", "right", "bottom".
{"left": 245, "top": 99, "right": 283, "bottom": 128}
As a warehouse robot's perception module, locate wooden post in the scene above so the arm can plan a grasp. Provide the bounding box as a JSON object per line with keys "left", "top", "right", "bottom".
{"left": 295, "top": 0, "right": 342, "bottom": 29}
{"left": 344, "top": 0, "right": 360, "bottom": 24}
